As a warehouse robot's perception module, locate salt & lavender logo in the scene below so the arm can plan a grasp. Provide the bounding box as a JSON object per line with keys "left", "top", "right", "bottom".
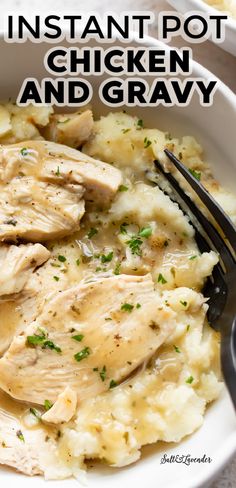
{"left": 160, "top": 454, "right": 212, "bottom": 466}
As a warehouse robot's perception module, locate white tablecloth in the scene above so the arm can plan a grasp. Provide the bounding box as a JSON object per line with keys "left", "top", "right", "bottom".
{"left": 1, "top": 0, "right": 236, "bottom": 485}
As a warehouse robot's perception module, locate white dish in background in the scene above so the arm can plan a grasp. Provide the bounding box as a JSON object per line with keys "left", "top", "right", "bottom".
{"left": 0, "top": 32, "right": 236, "bottom": 488}
{"left": 167, "top": 0, "right": 236, "bottom": 56}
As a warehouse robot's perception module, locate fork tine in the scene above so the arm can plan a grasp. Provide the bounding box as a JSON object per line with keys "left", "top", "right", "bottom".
{"left": 154, "top": 159, "right": 236, "bottom": 272}
{"left": 164, "top": 149, "right": 236, "bottom": 252}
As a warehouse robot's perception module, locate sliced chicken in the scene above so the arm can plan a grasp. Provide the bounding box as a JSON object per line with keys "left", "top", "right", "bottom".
{"left": 0, "top": 243, "right": 50, "bottom": 297}
{"left": 0, "top": 391, "right": 69, "bottom": 478}
{"left": 0, "top": 141, "right": 122, "bottom": 241}
{"left": 42, "top": 387, "right": 77, "bottom": 424}
{"left": 41, "top": 110, "right": 93, "bottom": 148}
{"left": 0, "top": 274, "right": 175, "bottom": 406}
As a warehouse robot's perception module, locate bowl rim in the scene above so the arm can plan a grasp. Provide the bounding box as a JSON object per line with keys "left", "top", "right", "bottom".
{"left": 0, "top": 28, "right": 235, "bottom": 488}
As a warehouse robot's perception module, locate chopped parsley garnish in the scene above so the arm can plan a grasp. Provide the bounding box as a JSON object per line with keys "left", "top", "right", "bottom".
{"left": 20, "top": 147, "right": 29, "bottom": 157}
{"left": 187, "top": 324, "right": 191, "bottom": 332}
{"left": 99, "top": 365, "right": 107, "bottom": 382}
{"left": 120, "top": 222, "right": 128, "bottom": 234}
{"left": 121, "top": 128, "right": 130, "bottom": 134}
{"left": 27, "top": 329, "right": 61, "bottom": 353}
{"left": 44, "top": 399, "right": 53, "bottom": 411}
{"left": 118, "top": 184, "right": 128, "bottom": 192}
{"left": 126, "top": 226, "right": 152, "bottom": 256}
{"left": 144, "top": 137, "right": 152, "bottom": 149}
{"left": 136, "top": 119, "right": 143, "bottom": 130}
{"left": 76, "top": 258, "right": 80, "bottom": 266}
{"left": 180, "top": 300, "right": 188, "bottom": 307}
{"left": 121, "top": 303, "right": 134, "bottom": 313}
{"left": 16, "top": 430, "right": 25, "bottom": 442}
{"left": 30, "top": 407, "right": 41, "bottom": 419}
{"left": 72, "top": 334, "right": 84, "bottom": 342}
{"left": 189, "top": 255, "right": 197, "bottom": 260}
{"left": 113, "top": 262, "right": 121, "bottom": 275}
{"left": 109, "top": 379, "right": 117, "bottom": 389}
{"left": 74, "top": 346, "right": 91, "bottom": 362}
{"left": 53, "top": 276, "right": 59, "bottom": 281}
{"left": 136, "top": 303, "right": 141, "bottom": 309}
{"left": 58, "top": 255, "right": 66, "bottom": 262}
{"left": 55, "top": 166, "right": 60, "bottom": 176}
{"left": 100, "top": 251, "right": 113, "bottom": 263}
{"left": 186, "top": 375, "right": 194, "bottom": 384}
{"left": 87, "top": 227, "right": 98, "bottom": 239}
{"left": 139, "top": 227, "right": 152, "bottom": 238}
{"left": 42, "top": 340, "right": 62, "bottom": 353}
{"left": 126, "top": 236, "right": 143, "bottom": 256}
{"left": 157, "top": 273, "right": 167, "bottom": 284}
{"left": 189, "top": 169, "right": 201, "bottom": 181}
{"left": 173, "top": 345, "right": 181, "bottom": 353}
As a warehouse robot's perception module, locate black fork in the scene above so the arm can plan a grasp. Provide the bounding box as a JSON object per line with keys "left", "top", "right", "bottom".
{"left": 153, "top": 149, "right": 236, "bottom": 410}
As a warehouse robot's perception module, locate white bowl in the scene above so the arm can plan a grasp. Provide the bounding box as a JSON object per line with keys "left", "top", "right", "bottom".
{"left": 167, "top": 0, "right": 236, "bottom": 56}
{"left": 0, "top": 32, "right": 236, "bottom": 488}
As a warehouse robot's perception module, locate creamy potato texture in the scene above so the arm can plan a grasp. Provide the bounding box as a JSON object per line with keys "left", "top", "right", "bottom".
{"left": 0, "top": 103, "right": 234, "bottom": 479}
{"left": 204, "top": 0, "right": 236, "bottom": 19}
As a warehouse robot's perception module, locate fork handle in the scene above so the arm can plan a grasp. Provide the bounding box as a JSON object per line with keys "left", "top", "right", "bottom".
{"left": 221, "top": 315, "right": 236, "bottom": 410}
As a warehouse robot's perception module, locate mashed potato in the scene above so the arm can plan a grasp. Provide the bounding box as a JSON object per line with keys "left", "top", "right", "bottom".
{"left": 204, "top": 0, "right": 236, "bottom": 20}
{"left": 0, "top": 104, "right": 234, "bottom": 479}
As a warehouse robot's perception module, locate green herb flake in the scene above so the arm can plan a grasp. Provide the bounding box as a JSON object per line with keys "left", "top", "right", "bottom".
{"left": 121, "top": 128, "right": 130, "bottom": 134}
{"left": 121, "top": 303, "right": 134, "bottom": 313}
{"left": 53, "top": 276, "right": 59, "bottom": 282}
{"left": 187, "top": 324, "right": 191, "bottom": 332}
{"left": 16, "top": 430, "right": 25, "bottom": 442}
{"left": 189, "top": 169, "right": 201, "bottom": 181}
{"left": 20, "top": 147, "right": 29, "bottom": 157}
{"left": 173, "top": 345, "right": 181, "bottom": 353}
{"left": 126, "top": 236, "right": 143, "bottom": 256}
{"left": 76, "top": 258, "right": 80, "bottom": 266}
{"left": 44, "top": 399, "right": 53, "bottom": 411}
{"left": 136, "top": 119, "right": 143, "bottom": 130}
{"left": 144, "top": 137, "right": 152, "bottom": 149}
{"left": 189, "top": 255, "right": 197, "bottom": 260}
{"left": 99, "top": 365, "right": 107, "bottom": 382}
{"left": 87, "top": 227, "right": 98, "bottom": 239}
{"left": 74, "top": 346, "right": 91, "bottom": 362}
{"left": 42, "top": 340, "right": 61, "bottom": 353}
{"left": 109, "top": 379, "right": 117, "bottom": 389}
{"left": 56, "top": 166, "right": 60, "bottom": 176}
{"left": 139, "top": 227, "right": 152, "bottom": 238}
{"left": 120, "top": 222, "right": 128, "bottom": 234}
{"left": 113, "top": 262, "right": 121, "bottom": 275}
{"left": 186, "top": 375, "right": 194, "bottom": 384}
{"left": 180, "top": 300, "right": 188, "bottom": 307}
{"left": 100, "top": 251, "right": 113, "bottom": 263}
{"left": 30, "top": 407, "right": 41, "bottom": 419}
{"left": 118, "top": 184, "right": 129, "bottom": 192}
{"left": 58, "top": 255, "right": 66, "bottom": 262}
{"left": 72, "top": 334, "right": 84, "bottom": 342}
{"left": 136, "top": 303, "right": 141, "bottom": 309}
{"left": 157, "top": 273, "right": 167, "bottom": 284}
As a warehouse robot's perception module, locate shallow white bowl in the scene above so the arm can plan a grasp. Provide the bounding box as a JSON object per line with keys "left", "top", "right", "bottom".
{"left": 167, "top": 0, "right": 236, "bottom": 56}
{"left": 0, "top": 32, "right": 235, "bottom": 488}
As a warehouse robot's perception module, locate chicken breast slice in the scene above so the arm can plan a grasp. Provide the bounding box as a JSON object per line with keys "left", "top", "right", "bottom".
{"left": 0, "top": 274, "right": 175, "bottom": 406}
{"left": 0, "top": 141, "right": 122, "bottom": 241}
{"left": 0, "top": 243, "right": 50, "bottom": 297}
{"left": 41, "top": 110, "right": 94, "bottom": 148}
{"left": 0, "top": 391, "right": 71, "bottom": 479}
{"left": 42, "top": 387, "right": 77, "bottom": 424}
